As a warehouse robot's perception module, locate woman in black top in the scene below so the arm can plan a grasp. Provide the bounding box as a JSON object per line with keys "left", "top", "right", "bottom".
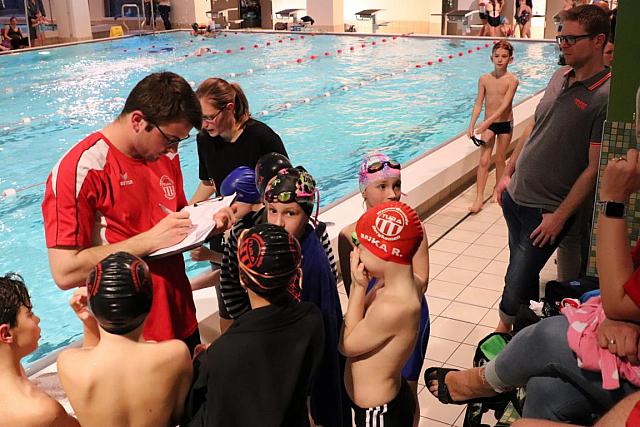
{"left": 190, "top": 78, "right": 288, "bottom": 204}
{"left": 3, "top": 17, "right": 29, "bottom": 50}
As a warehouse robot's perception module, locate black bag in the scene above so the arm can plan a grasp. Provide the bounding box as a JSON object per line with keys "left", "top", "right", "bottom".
{"left": 463, "top": 333, "right": 523, "bottom": 427}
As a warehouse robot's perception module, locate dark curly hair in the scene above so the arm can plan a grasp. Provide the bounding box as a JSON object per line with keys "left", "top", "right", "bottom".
{"left": 0, "top": 273, "right": 32, "bottom": 327}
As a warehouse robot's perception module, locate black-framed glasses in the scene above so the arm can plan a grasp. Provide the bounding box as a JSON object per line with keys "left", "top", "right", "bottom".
{"left": 149, "top": 121, "right": 190, "bottom": 146}
{"left": 367, "top": 160, "right": 401, "bottom": 174}
{"left": 555, "top": 33, "right": 595, "bottom": 46}
{"left": 202, "top": 108, "right": 224, "bottom": 123}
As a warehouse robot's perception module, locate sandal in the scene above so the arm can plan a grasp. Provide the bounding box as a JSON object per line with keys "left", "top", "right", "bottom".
{"left": 424, "top": 367, "right": 504, "bottom": 406}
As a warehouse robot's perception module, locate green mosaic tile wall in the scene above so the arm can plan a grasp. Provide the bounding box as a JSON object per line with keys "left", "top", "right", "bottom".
{"left": 588, "top": 120, "right": 639, "bottom": 276}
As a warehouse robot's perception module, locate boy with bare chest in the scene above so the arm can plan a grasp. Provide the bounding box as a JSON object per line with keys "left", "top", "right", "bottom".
{"left": 57, "top": 252, "right": 192, "bottom": 427}
{"left": 468, "top": 40, "right": 519, "bottom": 213}
{"left": 340, "top": 201, "right": 424, "bottom": 426}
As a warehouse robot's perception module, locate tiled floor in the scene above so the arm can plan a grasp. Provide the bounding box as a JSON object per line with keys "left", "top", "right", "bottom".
{"left": 337, "top": 176, "right": 559, "bottom": 426}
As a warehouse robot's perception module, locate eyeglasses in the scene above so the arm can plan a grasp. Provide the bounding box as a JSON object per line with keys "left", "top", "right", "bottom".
{"left": 149, "top": 120, "right": 190, "bottom": 147}
{"left": 555, "top": 33, "right": 595, "bottom": 46}
{"left": 202, "top": 108, "right": 224, "bottom": 123}
{"left": 367, "top": 160, "right": 401, "bottom": 174}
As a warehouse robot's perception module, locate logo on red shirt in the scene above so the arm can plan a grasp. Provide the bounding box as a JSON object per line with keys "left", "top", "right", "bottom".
{"left": 119, "top": 172, "right": 133, "bottom": 187}
{"left": 160, "top": 175, "right": 176, "bottom": 200}
{"left": 574, "top": 98, "right": 588, "bottom": 111}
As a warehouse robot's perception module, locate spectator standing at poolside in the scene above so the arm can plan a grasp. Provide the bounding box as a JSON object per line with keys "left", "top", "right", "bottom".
{"left": 157, "top": 0, "right": 172, "bottom": 30}
{"left": 2, "top": 17, "right": 29, "bottom": 50}
{"left": 493, "top": 4, "right": 611, "bottom": 333}
{"left": 515, "top": 0, "right": 532, "bottom": 38}
{"left": 0, "top": 273, "right": 79, "bottom": 427}
{"left": 467, "top": 40, "right": 519, "bottom": 214}
{"left": 485, "top": 0, "right": 503, "bottom": 37}
{"left": 143, "top": 0, "right": 158, "bottom": 29}
{"left": 58, "top": 253, "right": 192, "bottom": 427}
{"left": 41, "top": 72, "right": 234, "bottom": 354}
{"left": 26, "top": 0, "right": 45, "bottom": 46}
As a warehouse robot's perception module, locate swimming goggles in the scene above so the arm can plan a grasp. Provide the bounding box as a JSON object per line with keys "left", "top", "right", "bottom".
{"left": 351, "top": 231, "right": 360, "bottom": 247}
{"left": 471, "top": 135, "right": 486, "bottom": 147}
{"left": 367, "top": 160, "right": 401, "bottom": 174}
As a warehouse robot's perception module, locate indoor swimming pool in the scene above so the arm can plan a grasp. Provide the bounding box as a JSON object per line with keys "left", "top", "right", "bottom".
{"left": 0, "top": 31, "right": 559, "bottom": 362}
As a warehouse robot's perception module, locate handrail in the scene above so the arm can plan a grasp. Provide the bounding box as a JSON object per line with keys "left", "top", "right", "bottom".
{"left": 121, "top": 3, "right": 146, "bottom": 32}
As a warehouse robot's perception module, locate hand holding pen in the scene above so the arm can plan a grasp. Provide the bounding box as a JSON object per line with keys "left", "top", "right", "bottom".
{"left": 142, "top": 204, "right": 192, "bottom": 252}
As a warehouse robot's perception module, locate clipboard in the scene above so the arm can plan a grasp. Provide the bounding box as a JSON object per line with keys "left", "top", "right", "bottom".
{"left": 147, "top": 194, "right": 236, "bottom": 259}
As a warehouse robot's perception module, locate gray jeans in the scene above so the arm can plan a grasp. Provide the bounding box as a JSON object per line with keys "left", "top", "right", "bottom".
{"left": 484, "top": 316, "right": 637, "bottom": 423}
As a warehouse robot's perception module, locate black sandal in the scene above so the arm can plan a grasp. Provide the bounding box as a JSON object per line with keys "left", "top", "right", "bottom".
{"left": 424, "top": 367, "right": 503, "bottom": 406}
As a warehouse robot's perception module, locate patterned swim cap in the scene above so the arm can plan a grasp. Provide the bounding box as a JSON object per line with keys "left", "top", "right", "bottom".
{"left": 87, "top": 252, "right": 153, "bottom": 335}
{"left": 237, "top": 223, "right": 302, "bottom": 302}
{"left": 358, "top": 151, "right": 402, "bottom": 193}
{"left": 264, "top": 167, "right": 316, "bottom": 218}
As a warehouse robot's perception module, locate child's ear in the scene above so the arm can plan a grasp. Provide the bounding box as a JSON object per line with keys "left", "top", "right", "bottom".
{"left": 0, "top": 324, "right": 13, "bottom": 345}
{"left": 509, "top": 56, "right": 514, "bottom": 64}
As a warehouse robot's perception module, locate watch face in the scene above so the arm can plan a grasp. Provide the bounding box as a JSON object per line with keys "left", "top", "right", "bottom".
{"left": 604, "top": 202, "right": 625, "bottom": 218}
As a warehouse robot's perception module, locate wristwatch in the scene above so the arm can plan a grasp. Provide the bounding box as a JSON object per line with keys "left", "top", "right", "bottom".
{"left": 598, "top": 201, "right": 626, "bottom": 218}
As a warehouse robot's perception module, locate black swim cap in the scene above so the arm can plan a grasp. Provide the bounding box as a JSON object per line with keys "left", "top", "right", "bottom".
{"left": 87, "top": 252, "right": 153, "bottom": 335}
{"left": 255, "top": 152, "right": 291, "bottom": 197}
{"left": 237, "top": 223, "right": 302, "bottom": 302}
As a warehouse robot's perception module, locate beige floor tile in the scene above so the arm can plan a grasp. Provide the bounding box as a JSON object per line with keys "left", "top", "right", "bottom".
{"left": 463, "top": 324, "right": 496, "bottom": 345}
{"left": 425, "top": 336, "right": 461, "bottom": 363}
{"left": 449, "top": 255, "right": 491, "bottom": 272}
{"left": 430, "top": 317, "right": 475, "bottom": 342}
{"left": 485, "top": 223, "right": 509, "bottom": 237}
{"left": 427, "top": 214, "right": 464, "bottom": 228}
{"left": 418, "top": 387, "right": 465, "bottom": 424}
{"left": 455, "top": 286, "right": 502, "bottom": 308}
{"left": 445, "top": 229, "right": 482, "bottom": 244}
{"left": 431, "top": 239, "right": 471, "bottom": 255}
{"left": 453, "top": 410, "right": 499, "bottom": 427}
{"left": 441, "top": 302, "right": 490, "bottom": 323}
{"left": 419, "top": 358, "right": 443, "bottom": 386}
{"left": 462, "top": 244, "right": 502, "bottom": 260}
{"left": 468, "top": 272, "right": 504, "bottom": 292}
{"left": 479, "top": 309, "right": 500, "bottom": 327}
{"left": 429, "top": 249, "right": 459, "bottom": 266}
{"left": 446, "top": 343, "right": 477, "bottom": 369}
{"left": 425, "top": 223, "right": 450, "bottom": 239}
{"left": 455, "top": 219, "right": 494, "bottom": 233}
{"left": 429, "top": 263, "right": 446, "bottom": 281}
{"left": 482, "top": 260, "right": 508, "bottom": 276}
{"left": 466, "top": 210, "right": 500, "bottom": 224}
{"left": 427, "top": 296, "right": 452, "bottom": 316}
{"left": 437, "top": 205, "right": 470, "bottom": 219}
{"left": 426, "top": 280, "right": 465, "bottom": 300}
{"left": 494, "top": 247, "right": 510, "bottom": 262}
{"left": 434, "top": 267, "right": 478, "bottom": 286}
{"left": 474, "top": 233, "right": 508, "bottom": 248}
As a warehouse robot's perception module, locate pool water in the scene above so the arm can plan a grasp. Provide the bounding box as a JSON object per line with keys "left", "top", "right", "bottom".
{"left": 0, "top": 32, "right": 559, "bottom": 363}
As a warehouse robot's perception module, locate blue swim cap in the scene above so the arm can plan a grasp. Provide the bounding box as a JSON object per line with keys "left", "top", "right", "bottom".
{"left": 220, "top": 166, "right": 261, "bottom": 204}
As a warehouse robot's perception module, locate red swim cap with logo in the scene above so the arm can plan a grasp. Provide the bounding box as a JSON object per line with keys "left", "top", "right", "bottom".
{"left": 355, "top": 201, "right": 423, "bottom": 265}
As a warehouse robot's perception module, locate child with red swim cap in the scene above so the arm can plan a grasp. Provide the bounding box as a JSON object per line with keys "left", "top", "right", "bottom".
{"left": 341, "top": 201, "right": 424, "bottom": 427}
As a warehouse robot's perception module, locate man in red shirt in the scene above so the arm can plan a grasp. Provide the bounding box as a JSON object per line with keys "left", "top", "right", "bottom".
{"left": 42, "top": 72, "right": 233, "bottom": 353}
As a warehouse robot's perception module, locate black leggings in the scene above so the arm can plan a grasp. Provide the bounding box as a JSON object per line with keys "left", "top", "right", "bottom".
{"left": 158, "top": 6, "right": 171, "bottom": 30}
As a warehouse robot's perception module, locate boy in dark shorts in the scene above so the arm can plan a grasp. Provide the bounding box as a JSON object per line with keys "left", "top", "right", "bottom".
{"left": 341, "top": 201, "right": 424, "bottom": 426}
{"left": 467, "top": 40, "right": 519, "bottom": 213}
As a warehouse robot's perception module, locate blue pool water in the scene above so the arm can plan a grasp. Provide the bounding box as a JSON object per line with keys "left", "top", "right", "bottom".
{"left": 0, "top": 32, "right": 558, "bottom": 363}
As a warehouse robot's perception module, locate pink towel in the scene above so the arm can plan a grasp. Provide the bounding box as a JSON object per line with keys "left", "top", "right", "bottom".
{"left": 562, "top": 296, "right": 640, "bottom": 390}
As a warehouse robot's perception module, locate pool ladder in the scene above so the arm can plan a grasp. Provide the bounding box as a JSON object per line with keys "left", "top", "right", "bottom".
{"left": 121, "top": 3, "right": 154, "bottom": 34}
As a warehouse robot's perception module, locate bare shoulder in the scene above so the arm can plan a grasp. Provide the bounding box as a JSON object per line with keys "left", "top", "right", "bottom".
{"left": 367, "top": 292, "right": 418, "bottom": 328}
{"left": 148, "top": 339, "right": 191, "bottom": 370}
{"left": 507, "top": 72, "right": 519, "bottom": 84}
{"left": 27, "top": 393, "right": 76, "bottom": 427}
{"left": 57, "top": 347, "right": 91, "bottom": 375}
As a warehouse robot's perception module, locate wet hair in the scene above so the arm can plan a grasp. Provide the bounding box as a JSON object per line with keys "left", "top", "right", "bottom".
{"left": 0, "top": 273, "right": 32, "bottom": 328}
{"left": 120, "top": 72, "right": 202, "bottom": 131}
{"left": 196, "top": 77, "right": 250, "bottom": 123}
{"left": 492, "top": 40, "right": 514, "bottom": 57}
{"left": 560, "top": 4, "right": 610, "bottom": 47}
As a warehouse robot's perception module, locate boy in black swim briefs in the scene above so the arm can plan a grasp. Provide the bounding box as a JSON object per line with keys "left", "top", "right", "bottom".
{"left": 466, "top": 40, "right": 519, "bottom": 214}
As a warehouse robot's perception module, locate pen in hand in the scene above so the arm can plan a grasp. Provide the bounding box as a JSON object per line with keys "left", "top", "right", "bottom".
{"left": 158, "top": 203, "right": 174, "bottom": 214}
